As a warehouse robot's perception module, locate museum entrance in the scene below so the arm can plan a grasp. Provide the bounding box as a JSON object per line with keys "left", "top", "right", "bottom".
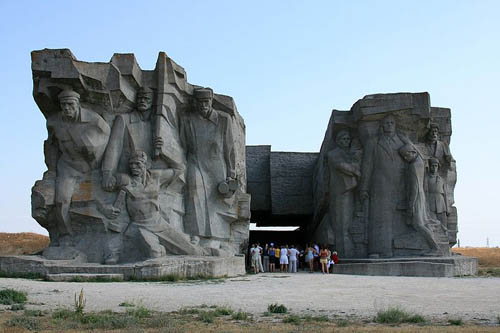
{"left": 248, "top": 227, "right": 304, "bottom": 248}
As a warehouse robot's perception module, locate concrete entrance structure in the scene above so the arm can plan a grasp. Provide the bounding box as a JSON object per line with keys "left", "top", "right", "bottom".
{"left": 246, "top": 93, "right": 474, "bottom": 277}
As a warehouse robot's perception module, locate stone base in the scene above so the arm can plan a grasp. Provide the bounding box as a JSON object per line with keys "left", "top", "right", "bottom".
{"left": 332, "top": 255, "right": 477, "bottom": 277}
{"left": 0, "top": 255, "right": 246, "bottom": 279}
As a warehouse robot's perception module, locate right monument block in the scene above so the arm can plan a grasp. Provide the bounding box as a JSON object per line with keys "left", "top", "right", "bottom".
{"left": 312, "top": 92, "right": 458, "bottom": 259}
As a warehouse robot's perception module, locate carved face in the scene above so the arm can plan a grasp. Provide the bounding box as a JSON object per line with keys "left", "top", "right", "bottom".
{"left": 197, "top": 98, "right": 212, "bottom": 117}
{"left": 129, "top": 159, "right": 146, "bottom": 177}
{"left": 428, "top": 127, "right": 439, "bottom": 142}
{"left": 430, "top": 161, "right": 439, "bottom": 174}
{"left": 337, "top": 133, "right": 351, "bottom": 149}
{"left": 402, "top": 150, "right": 417, "bottom": 162}
{"left": 137, "top": 94, "right": 152, "bottom": 112}
{"left": 60, "top": 98, "right": 79, "bottom": 120}
{"left": 381, "top": 116, "right": 396, "bottom": 134}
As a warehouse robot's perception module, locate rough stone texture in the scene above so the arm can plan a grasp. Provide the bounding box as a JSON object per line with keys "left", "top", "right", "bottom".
{"left": 332, "top": 256, "right": 477, "bottom": 277}
{"left": 246, "top": 145, "right": 271, "bottom": 212}
{"left": 245, "top": 147, "right": 317, "bottom": 226}
{"left": 270, "top": 152, "right": 317, "bottom": 215}
{"left": 30, "top": 49, "right": 250, "bottom": 264}
{"left": 0, "top": 255, "right": 245, "bottom": 278}
{"left": 311, "top": 92, "right": 457, "bottom": 260}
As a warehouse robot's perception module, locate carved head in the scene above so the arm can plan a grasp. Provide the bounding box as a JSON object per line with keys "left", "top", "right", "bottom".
{"left": 194, "top": 87, "right": 213, "bottom": 118}
{"left": 429, "top": 158, "right": 440, "bottom": 175}
{"left": 129, "top": 151, "right": 148, "bottom": 177}
{"left": 335, "top": 129, "right": 351, "bottom": 149}
{"left": 380, "top": 114, "right": 396, "bottom": 135}
{"left": 58, "top": 89, "right": 80, "bottom": 121}
{"left": 399, "top": 143, "right": 418, "bottom": 162}
{"left": 427, "top": 124, "right": 440, "bottom": 143}
{"left": 136, "top": 87, "right": 153, "bottom": 112}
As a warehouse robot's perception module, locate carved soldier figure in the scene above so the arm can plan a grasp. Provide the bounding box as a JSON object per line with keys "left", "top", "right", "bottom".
{"left": 180, "top": 87, "right": 237, "bottom": 245}
{"left": 327, "top": 129, "right": 361, "bottom": 257}
{"left": 102, "top": 87, "right": 163, "bottom": 190}
{"left": 426, "top": 158, "right": 449, "bottom": 231}
{"left": 399, "top": 144, "right": 440, "bottom": 253}
{"left": 46, "top": 89, "right": 110, "bottom": 245}
{"left": 360, "top": 114, "right": 409, "bottom": 258}
{"left": 102, "top": 151, "right": 205, "bottom": 263}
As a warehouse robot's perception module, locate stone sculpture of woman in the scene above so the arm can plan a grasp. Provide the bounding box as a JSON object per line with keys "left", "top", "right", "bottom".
{"left": 399, "top": 144, "right": 440, "bottom": 254}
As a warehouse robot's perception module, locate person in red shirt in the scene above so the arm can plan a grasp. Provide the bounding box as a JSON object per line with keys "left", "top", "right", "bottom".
{"left": 332, "top": 251, "right": 339, "bottom": 264}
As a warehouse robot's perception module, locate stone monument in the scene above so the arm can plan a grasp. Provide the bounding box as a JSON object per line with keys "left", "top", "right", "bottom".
{"left": 29, "top": 49, "right": 250, "bottom": 267}
{"left": 311, "top": 93, "right": 468, "bottom": 273}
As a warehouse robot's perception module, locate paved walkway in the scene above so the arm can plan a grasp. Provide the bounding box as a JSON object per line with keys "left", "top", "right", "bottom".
{"left": 1, "top": 273, "right": 499, "bottom": 323}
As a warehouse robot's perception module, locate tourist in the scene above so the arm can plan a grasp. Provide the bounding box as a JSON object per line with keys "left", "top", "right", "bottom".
{"left": 332, "top": 251, "right": 339, "bottom": 264}
{"left": 269, "top": 243, "right": 276, "bottom": 272}
{"left": 288, "top": 245, "right": 299, "bottom": 273}
{"left": 263, "top": 243, "right": 270, "bottom": 272}
{"left": 327, "top": 248, "right": 336, "bottom": 273}
{"left": 280, "top": 244, "right": 289, "bottom": 272}
{"left": 313, "top": 242, "right": 320, "bottom": 270}
{"left": 319, "top": 245, "right": 329, "bottom": 274}
{"left": 274, "top": 245, "right": 280, "bottom": 272}
{"left": 256, "top": 242, "right": 264, "bottom": 272}
{"left": 304, "top": 244, "right": 315, "bottom": 273}
{"left": 251, "top": 244, "right": 260, "bottom": 274}
{"left": 249, "top": 244, "right": 255, "bottom": 271}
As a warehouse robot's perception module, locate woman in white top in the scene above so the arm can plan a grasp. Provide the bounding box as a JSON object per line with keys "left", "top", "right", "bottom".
{"left": 280, "top": 245, "right": 289, "bottom": 272}
{"left": 251, "top": 244, "right": 260, "bottom": 274}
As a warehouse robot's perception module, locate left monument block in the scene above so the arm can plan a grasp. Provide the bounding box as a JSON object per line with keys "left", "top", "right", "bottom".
{"left": 30, "top": 49, "right": 250, "bottom": 265}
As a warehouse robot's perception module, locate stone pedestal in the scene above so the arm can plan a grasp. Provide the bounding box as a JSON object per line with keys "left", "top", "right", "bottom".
{"left": 0, "top": 255, "right": 245, "bottom": 279}
{"left": 331, "top": 256, "right": 477, "bottom": 277}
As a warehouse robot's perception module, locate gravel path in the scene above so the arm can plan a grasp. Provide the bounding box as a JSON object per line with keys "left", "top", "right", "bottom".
{"left": 1, "top": 273, "right": 499, "bottom": 323}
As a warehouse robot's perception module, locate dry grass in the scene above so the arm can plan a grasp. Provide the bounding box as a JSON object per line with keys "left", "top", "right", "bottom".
{"left": 452, "top": 247, "right": 500, "bottom": 267}
{"left": 0, "top": 232, "right": 49, "bottom": 255}
{"left": 1, "top": 309, "right": 499, "bottom": 333}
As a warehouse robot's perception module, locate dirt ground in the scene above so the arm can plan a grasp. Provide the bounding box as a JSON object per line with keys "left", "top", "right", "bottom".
{"left": 1, "top": 272, "right": 499, "bottom": 325}
{"left": 1, "top": 234, "right": 500, "bottom": 330}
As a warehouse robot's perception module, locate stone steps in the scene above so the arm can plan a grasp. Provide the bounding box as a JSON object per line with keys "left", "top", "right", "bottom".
{"left": 45, "top": 273, "right": 124, "bottom": 282}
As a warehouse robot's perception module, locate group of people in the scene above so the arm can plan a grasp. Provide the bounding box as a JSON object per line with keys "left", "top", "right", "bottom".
{"left": 249, "top": 243, "right": 339, "bottom": 274}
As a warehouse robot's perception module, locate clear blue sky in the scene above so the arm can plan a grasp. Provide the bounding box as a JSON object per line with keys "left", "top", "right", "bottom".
{"left": 0, "top": 1, "right": 498, "bottom": 246}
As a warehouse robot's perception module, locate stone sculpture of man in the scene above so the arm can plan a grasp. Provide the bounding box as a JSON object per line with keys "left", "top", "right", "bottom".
{"left": 426, "top": 158, "right": 449, "bottom": 231}
{"left": 180, "top": 87, "right": 237, "bottom": 246}
{"left": 101, "top": 151, "right": 205, "bottom": 263}
{"left": 102, "top": 87, "right": 163, "bottom": 190}
{"left": 46, "top": 89, "right": 110, "bottom": 245}
{"left": 424, "top": 124, "right": 453, "bottom": 168}
{"left": 360, "top": 114, "right": 409, "bottom": 258}
{"left": 399, "top": 144, "right": 440, "bottom": 253}
{"left": 327, "top": 129, "right": 361, "bottom": 257}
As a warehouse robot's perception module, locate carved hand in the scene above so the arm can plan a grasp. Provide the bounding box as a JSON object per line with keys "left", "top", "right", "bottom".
{"left": 360, "top": 191, "right": 369, "bottom": 201}
{"left": 154, "top": 137, "right": 164, "bottom": 150}
{"left": 102, "top": 173, "right": 117, "bottom": 192}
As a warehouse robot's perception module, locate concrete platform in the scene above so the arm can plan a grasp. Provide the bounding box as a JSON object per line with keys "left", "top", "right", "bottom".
{"left": 0, "top": 255, "right": 246, "bottom": 279}
{"left": 332, "top": 255, "right": 477, "bottom": 277}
